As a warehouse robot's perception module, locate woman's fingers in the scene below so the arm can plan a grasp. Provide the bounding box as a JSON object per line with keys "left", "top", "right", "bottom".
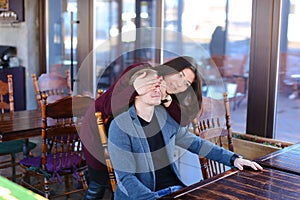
{"left": 137, "top": 71, "right": 147, "bottom": 79}
{"left": 135, "top": 83, "right": 157, "bottom": 95}
{"left": 134, "top": 74, "right": 163, "bottom": 95}
{"left": 160, "top": 81, "right": 167, "bottom": 98}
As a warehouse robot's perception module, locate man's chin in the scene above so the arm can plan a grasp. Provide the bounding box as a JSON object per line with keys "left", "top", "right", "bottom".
{"left": 152, "top": 101, "right": 162, "bottom": 106}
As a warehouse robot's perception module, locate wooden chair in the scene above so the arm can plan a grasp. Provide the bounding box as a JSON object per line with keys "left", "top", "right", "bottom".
{"left": 20, "top": 94, "right": 93, "bottom": 198}
{"left": 211, "top": 54, "right": 248, "bottom": 110}
{"left": 94, "top": 111, "right": 116, "bottom": 192}
{"left": 32, "top": 70, "right": 72, "bottom": 153}
{"left": 222, "top": 55, "right": 247, "bottom": 79}
{"left": 0, "top": 74, "right": 14, "bottom": 114}
{"left": 97, "top": 88, "right": 103, "bottom": 97}
{"left": 224, "top": 55, "right": 248, "bottom": 109}
{"left": 192, "top": 92, "right": 234, "bottom": 180}
{"left": 0, "top": 75, "right": 37, "bottom": 182}
{"left": 32, "top": 70, "right": 72, "bottom": 109}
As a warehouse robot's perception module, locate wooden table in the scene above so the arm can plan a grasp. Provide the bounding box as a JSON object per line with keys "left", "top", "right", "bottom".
{"left": 0, "top": 110, "right": 41, "bottom": 157}
{"left": 161, "top": 143, "right": 300, "bottom": 199}
{"left": 255, "top": 142, "right": 300, "bottom": 176}
{"left": 0, "top": 110, "right": 41, "bottom": 142}
{"left": 160, "top": 168, "right": 300, "bottom": 199}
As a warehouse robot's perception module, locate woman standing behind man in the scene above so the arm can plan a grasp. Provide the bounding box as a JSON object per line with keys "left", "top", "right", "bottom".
{"left": 82, "top": 56, "right": 213, "bottom": 199}
{"left": 97, "top": 56, "right": 203, "bottom": 125}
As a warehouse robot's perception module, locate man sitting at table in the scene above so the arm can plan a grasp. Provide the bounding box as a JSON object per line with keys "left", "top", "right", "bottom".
{"left": 108, "top": 68, "right": 263, "bottom": 200}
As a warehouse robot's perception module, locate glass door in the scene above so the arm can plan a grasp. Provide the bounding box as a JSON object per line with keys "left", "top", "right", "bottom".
{"left": 46, "top": 0, "right": 78, "bottom": 89}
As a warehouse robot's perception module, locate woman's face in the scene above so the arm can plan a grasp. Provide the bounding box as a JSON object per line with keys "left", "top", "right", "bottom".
{"left": 164, "top": 68, "right": 195, "bottom": 94}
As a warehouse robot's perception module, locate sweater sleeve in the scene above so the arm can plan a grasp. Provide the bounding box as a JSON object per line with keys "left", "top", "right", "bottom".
{"left": 95, "top": 63, "right": 151, "bottom": 119}
{"left": 175, "top": 127, "right": 234, "bottom": 167}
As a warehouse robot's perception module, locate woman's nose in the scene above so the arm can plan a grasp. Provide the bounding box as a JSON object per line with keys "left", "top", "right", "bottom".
{"left": 177, "top": 79, "right": 184, "bottom": 87}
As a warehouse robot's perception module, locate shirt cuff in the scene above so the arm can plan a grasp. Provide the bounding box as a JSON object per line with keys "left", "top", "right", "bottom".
{"left": 230, "top": 153, "right": 242, "bottom": 166}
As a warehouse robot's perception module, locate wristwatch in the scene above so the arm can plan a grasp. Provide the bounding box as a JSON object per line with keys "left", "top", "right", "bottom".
{"left": 161, "top": 95, "right": 172, "bottom": 104}
{"left": 230, "top": 153, "right": 242, "bottom": 166}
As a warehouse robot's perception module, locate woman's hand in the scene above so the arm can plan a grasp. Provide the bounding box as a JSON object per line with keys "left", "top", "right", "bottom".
{"left": 234, "top": 158, "right": 263, "bottom": 171}
{"left": 160, "top": 80, "right": 167, "bottom": 99}
{"left": 133, "top": 72, "right": 162, "bottom": 95}
{"left": 160, "top": 80, "right": 172, "bottom": 107}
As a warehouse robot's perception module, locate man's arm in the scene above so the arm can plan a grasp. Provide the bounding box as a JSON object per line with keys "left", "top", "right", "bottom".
{"left": 175, "top": 126, "right": 262, "bottom": 170}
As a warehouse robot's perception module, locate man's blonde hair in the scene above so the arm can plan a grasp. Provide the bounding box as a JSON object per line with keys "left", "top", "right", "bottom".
{"left": 129, "top": 68, "right": 158, "bottom": 85}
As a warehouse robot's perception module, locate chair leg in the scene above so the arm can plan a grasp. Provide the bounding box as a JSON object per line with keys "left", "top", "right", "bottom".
{"left": 11, "top": 153, "right": 16, "bottom": 182}
{"left": 20, "top": 166, "right": 27, "bottom": 186}
{"left": 44, "top": 177, "right": 50, "bottom": 199}
{"left": 65, "top": 174, "right": 71, "bottom": 198}
{"left": 79, "top": 171, "right": 88, "bottom": 191}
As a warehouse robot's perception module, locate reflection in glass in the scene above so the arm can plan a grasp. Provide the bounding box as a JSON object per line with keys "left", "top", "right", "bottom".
{"left": 276, "top": 0, "right": 300, "bottom": 143}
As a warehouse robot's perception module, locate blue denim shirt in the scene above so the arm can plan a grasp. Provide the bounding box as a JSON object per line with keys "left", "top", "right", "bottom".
{"left": 108, "top": 105, "right": 234, "bottom": 200}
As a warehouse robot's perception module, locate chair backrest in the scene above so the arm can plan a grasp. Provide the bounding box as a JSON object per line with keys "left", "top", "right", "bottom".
{"left": 95, "top": 111, "right": 117, "bottom": 192}
{"left": 32, "top": 70, "right": 72, "bottom": 109}
{"left": 192, "top": 92, "right": 234, "bottom": 179}
{"left": 211, "top": 54, "right": 247, "bottom": 79}
{"left": 97, "top": 88, "right": 103, "bottom": 98}
{"left": 222, "top": 54, "right": 247, "bottom": 78}
{"left": 0, "top": 74, "right": 14, "bottom": 114}
{"left": 211, "top": 55, "right": 226, "bottom": 68}
{"left": 210, "top": 55, "right": 226, "bottom": 76}
{"left": 41, "top": 93, "right": 93, "bottom": 172}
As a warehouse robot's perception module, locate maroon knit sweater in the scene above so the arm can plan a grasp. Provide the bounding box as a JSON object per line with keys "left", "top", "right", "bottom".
{"left": 81, "top": 62, "right": 186, "bottom": 170}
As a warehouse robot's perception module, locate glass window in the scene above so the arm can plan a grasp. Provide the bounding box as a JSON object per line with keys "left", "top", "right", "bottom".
{"left": 164, "top": 0, "right": 252, "bottom": 133}
{"left": 94, "top": 0, "right": 163, "bottom": 92}
{"left": 94, "top": 0, "right": 134, "bottom": 92}
{"left": 276, "top": 0, "right": 300, "bottom": 142}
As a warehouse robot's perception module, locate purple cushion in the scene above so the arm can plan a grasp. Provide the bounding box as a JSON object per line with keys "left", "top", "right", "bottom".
{"left": 20, "top": 153, "right": 84, "bottom": 182}
{"left": 20, "top": 153, "right": 83, "bottom": 172}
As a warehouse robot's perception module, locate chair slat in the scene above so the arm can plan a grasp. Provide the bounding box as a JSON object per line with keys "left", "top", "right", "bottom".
{"left": 192, "top": 92, "right": 234, "bottom": 180}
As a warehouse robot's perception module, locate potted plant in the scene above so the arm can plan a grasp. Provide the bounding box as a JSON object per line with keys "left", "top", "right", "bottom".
{"left": 231, "top": 132, "right": 293, "bottom": 160}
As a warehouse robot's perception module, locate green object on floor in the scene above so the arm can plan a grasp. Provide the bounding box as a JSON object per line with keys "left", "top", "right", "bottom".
{"left": 0, "top": 140, "right": 37, "bottom": 182}
{"left": 0, "top": 175, "right": 46, "bottom": 200}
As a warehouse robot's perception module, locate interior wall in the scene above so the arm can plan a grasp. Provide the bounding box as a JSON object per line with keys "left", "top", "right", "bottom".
{"left": 0, "top": 0, "right": 40, "bottom": 110}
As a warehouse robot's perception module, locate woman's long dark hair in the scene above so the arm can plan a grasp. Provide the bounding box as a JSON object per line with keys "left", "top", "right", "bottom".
{"left": 155, "top": 56, "right": 203, "bottom": 124}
